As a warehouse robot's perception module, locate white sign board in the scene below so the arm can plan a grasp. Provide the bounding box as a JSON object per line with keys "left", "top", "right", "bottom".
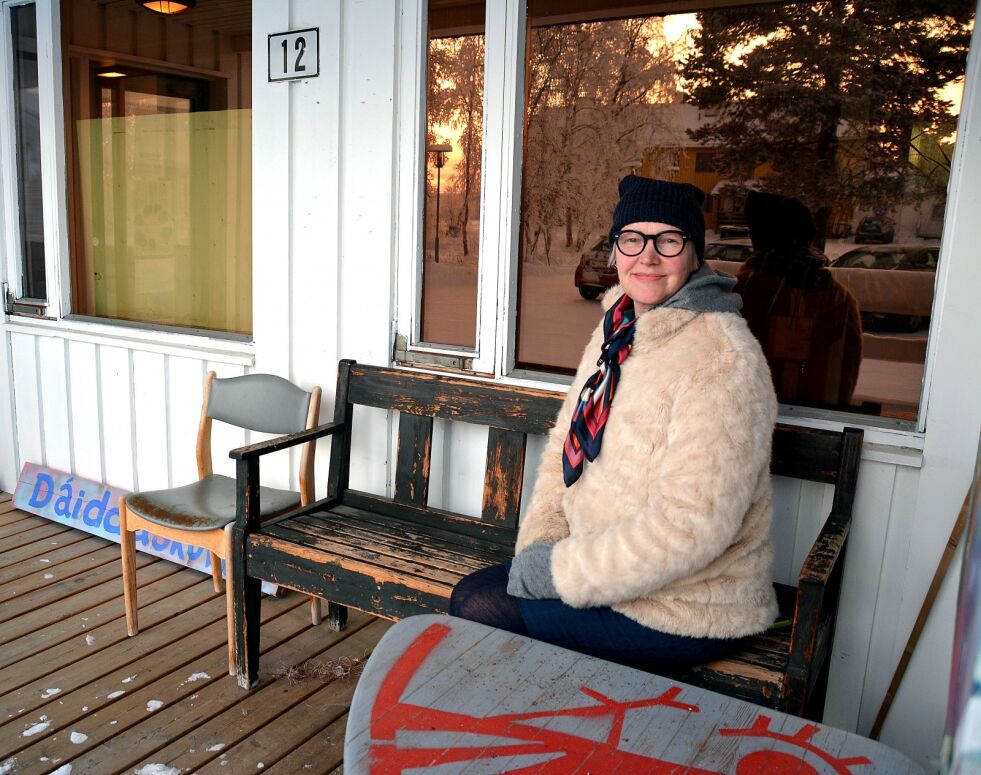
{"left": 268, "top": 28, "right": 319, "bottom": 81}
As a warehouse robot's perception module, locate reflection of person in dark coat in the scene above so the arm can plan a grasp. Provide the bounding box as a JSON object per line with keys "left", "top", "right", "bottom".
{"left": 734, "top": 191, "right": 862, "bottom": 408}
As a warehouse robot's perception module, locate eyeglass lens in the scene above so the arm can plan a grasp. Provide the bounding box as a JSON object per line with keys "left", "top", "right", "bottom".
{"left": 615, "top": 230, "right": 687, "bottom": 257}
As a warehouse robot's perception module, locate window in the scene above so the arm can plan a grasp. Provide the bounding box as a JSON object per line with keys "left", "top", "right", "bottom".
{"left": 62, "top": 0, "right": 252, "bottom": 335}
{"left": 694, "top": 151, "right": 716, "bottom": 173}
{"left": 400, "top": 0, "right": 973, "bottom": 424}
{"left": 7, "top": 2, "right": 46, "bottom": 307}
{"left": 420, "top": 0, "right": 485, "bottom": 349}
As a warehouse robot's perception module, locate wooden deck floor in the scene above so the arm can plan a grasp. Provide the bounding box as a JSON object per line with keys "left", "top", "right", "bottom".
{"left": 0, "top": 493, "right": 391, "bottom": 775}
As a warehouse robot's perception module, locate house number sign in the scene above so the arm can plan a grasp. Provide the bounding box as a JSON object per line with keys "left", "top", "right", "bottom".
{"left": 268, "top": 28, "right": 319, "bottom": 81}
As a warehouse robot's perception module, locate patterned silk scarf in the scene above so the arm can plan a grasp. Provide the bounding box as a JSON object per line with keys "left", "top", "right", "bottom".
{"left": 562, "top": 294, "right": 637, "bottom": 486}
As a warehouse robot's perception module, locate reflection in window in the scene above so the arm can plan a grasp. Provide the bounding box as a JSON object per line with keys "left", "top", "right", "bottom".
{"left": 419, "top": 1, "right": 485, "bottom": 348}
{"left": 63, "top": 0, "right": 251, "bottom": 334}
{"left": 10, "top": 4, "right": 46, "bottom": 301}
{"left": 507, "top": 1, "right": 972, "bottom": 422}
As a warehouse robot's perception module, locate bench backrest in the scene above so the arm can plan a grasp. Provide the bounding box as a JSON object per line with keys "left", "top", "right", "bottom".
{"left": 771, "top": 425, "right": 863, "bottom": 520}
{"left": 328, "top": 360, "right": 863, "bottom": 548}
{"left": 327, "top": 361, "right": 563, "bottom": 544}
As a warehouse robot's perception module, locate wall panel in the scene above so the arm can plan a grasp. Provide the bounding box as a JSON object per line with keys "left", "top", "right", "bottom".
{"left": 10, "top": 333, "right": 43, "bottom": 469}
{"left": 166, "top": 356, "right": 206, "bottom": 488}
{"left": 37, "top": 336, "right": 72, "bottom": 473}
{"left": 68, "top": 340, "right": 103, "bottom": 483}
{"left": 132, "top": 351, "right": 170, "bottom": 491}
{"left": 98, "top": 345, "right": 134, "bottom": 491}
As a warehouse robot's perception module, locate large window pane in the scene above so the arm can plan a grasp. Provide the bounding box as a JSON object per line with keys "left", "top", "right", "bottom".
{"left": 419, "top": 0, "right": 484, "bottom": 348}
{"left": 63, "top": 0, "right": 251, "bottom": 335}
{"left": 514, "top": 1, "right": 974, "bottom": 422}
{"left": 11, "top": 3, "right": 46, "bottom": 301}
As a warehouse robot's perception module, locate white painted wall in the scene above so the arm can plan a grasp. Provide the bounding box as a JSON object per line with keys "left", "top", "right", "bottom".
{"left": 1, "top": 0, "right": 980, "bottom": 769}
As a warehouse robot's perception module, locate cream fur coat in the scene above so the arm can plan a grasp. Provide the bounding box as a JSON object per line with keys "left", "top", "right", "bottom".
{"left": 516, "top": 287, "right": 779, "bottom": 639}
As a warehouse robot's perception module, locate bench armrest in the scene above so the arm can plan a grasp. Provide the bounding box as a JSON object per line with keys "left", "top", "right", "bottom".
{"left": 799, "top": 512, "right": 850, "bottom": 586}
{"left": 784, "top": 511, "right": 852, "bottom": 715}
{"left": 229, "top": 421, "right": 345, "bottom": 461}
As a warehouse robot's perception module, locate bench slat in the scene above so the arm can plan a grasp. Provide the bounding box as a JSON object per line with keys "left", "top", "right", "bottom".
{"left": 771, "top": 426, "right": 843, "bottom": 483}
{"left": 284, "top": 513, "right": 510, "bottom": 577}
{"left": 394, "top": 413, "right": 433, "bottom": 507}
{"left": 346, "top": 363, "right": 564, "bottom": 434}
{"left": 481, "top": 428, "right": 527, "bottom": 528}
{"left": 302, "top": 508, "right": 512, "bottom": 567}
{"left": 341, "top": 490, "right": 518, "bottom": 549}
{"left": 260, "top": 522, "right": 472, "bottom": 587}
{"left": 246, "top": 536, "right": 454, "bottom": 619}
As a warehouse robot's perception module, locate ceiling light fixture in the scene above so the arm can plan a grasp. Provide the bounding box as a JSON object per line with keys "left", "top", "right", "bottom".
{"left": 135, "top": 0, "right": 196, "bottom": 15}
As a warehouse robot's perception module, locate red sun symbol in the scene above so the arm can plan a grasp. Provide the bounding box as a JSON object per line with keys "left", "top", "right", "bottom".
{"left": 722, "top": 715, "right": 873, "bottom": 775}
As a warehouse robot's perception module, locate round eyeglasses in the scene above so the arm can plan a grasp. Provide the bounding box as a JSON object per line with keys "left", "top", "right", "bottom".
{"left": 614, "top": 229, "right": 690, "bottom": 258}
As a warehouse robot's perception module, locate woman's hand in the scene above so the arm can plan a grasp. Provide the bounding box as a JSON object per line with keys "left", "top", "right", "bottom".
{"left": 507, "top": 542, "right": 559, "bottom": 599}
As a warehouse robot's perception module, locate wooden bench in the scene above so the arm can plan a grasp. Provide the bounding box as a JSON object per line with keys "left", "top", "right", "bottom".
{"left": 229, "top": 360, "right": 863, "bottom": 723}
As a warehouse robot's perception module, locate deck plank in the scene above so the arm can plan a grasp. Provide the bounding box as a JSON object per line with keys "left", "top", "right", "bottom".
{"left": 0, "top": 566, "right": 195, "bottom": 675}
{"left": 0, "top": 544, "right": 135, "bottom": 600}
{"left": 0, "top": 534, "right": 120, "bottom": 585}
{"left": 138, "top": 618, "right": 388, "bottom": 774}
{"left": 0, "top": 499, "right": 392, "bottom": 775}
{"left": 264, "top": 712, "right": 348, "bottom": 775}
{"left": 0, "top": 525, "right": 91, "bottom": 570}
{"left": 0, "top": 552, "right": 156, "bottom": 630}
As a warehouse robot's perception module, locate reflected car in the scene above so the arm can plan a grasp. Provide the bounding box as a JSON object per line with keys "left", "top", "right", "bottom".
{"left": 830, "top": 244, "right": 939, "bottom": 271}
{"left": 854, "top": 215, "right": 896, "bottom": 244}
{"left": 830, "top": 243, "right": 940, "bottom": 331}
{"left": 574, "top": 238, "right": 615, "bottom": 299}
{"left": 705, "top": 238, "right": 753, "bottom": 263}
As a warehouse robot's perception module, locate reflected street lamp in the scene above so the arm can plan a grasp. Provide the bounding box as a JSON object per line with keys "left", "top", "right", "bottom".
{"left": 427, "top": 144, "right": 452, "bottom": 264}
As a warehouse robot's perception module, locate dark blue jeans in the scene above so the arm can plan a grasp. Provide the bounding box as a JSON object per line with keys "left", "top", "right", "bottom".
{"left": 449, "top": 562, "right": 740, "bottom": 671}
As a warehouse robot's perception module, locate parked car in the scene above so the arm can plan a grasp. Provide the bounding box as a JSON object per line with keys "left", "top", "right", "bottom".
{"left": 574, "top": 238, "right": 615, "bottom": 299}
{"left": 854, "top": 214, "right": 896, "bottom": 243}
{"left": 831, "top": 244, "right": 939, "bottom": 271}
{"left": 830, "top": 243, "right": 940, "bottom": 331}
{"left": 704, "top": 238, "right": 753, "bottom": 264}
{"left": 718, "top": 224, "right": 751, "bottom": 240}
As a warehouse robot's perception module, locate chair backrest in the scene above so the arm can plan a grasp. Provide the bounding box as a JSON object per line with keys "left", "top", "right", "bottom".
{"left": 197, "top": 372, "right": 322, "bottom": 504}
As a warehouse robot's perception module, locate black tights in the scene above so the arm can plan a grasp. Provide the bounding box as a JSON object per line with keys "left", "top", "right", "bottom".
{"left": 449, "top": 562, "right": 527, "bottom": 636}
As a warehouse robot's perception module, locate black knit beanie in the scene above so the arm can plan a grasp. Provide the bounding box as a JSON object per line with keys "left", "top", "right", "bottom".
{"left": 609, "top": 175, "right": 707, "bottom": 262}
{"left": 745, "top": 190, "right": 816, "bottom": 252}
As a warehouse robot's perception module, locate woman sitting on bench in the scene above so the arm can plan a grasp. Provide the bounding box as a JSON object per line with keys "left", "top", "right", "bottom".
{"left": 450, "top": 175, "right": 779, "bottom": 670}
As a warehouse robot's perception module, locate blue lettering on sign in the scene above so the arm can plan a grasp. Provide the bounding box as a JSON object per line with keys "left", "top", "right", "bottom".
{"left": 83, "top": 490, "right": 111, "bottom": 527}
{"left": 104, "top": 507, "right": 121, "bottom": 536}
{"left": 29, "top": 472, "right": 55, "bottom": 509}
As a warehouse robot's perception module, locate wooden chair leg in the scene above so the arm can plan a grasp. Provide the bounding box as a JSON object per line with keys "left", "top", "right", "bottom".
{"left": 310, "top": 596, "right": 322, "bottom": 626}
{"left": 210, "top": 552, "right": 224, "bottom": 593}
{"left": 119, "top": 499, "right": 139, "bottom": 636}
{"left": 223, "top": 525, "right": 235, "bottom": 677}
{"left": 327, "top": 602, "right": 348, "bottom": 632}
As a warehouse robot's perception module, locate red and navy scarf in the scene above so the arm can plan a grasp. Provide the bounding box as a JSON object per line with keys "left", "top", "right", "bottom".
{"left": 562, "top": 294, "right": 637, "bottom": 486}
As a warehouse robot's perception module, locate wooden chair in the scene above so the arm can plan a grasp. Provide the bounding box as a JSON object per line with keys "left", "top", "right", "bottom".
{"left": 120, "top": 371, "right": 322, "bottom": 675}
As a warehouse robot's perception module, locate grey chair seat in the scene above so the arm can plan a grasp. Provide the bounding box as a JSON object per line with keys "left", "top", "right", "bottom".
{"left": 125, "top": 475, "right": 301, "bottom": 532}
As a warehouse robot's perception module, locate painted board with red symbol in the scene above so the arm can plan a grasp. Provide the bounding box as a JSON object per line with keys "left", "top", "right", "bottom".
{"left": 344, "top": 614, "right": 923, "bottom": 774}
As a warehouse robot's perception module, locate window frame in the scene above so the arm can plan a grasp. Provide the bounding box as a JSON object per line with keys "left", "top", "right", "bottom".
{"left": 393, "top": 0, "right": 971, "bottom": 438}
{"left": 0, "top": 0, "right": 70, "bottom": 319}
{"left": 395, "top": 0, "right": 527, "bottom": 376}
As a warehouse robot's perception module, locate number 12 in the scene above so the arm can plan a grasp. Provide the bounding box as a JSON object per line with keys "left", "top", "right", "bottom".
{"left": 282, "top": 36, "right": 306, "bottom": 73}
